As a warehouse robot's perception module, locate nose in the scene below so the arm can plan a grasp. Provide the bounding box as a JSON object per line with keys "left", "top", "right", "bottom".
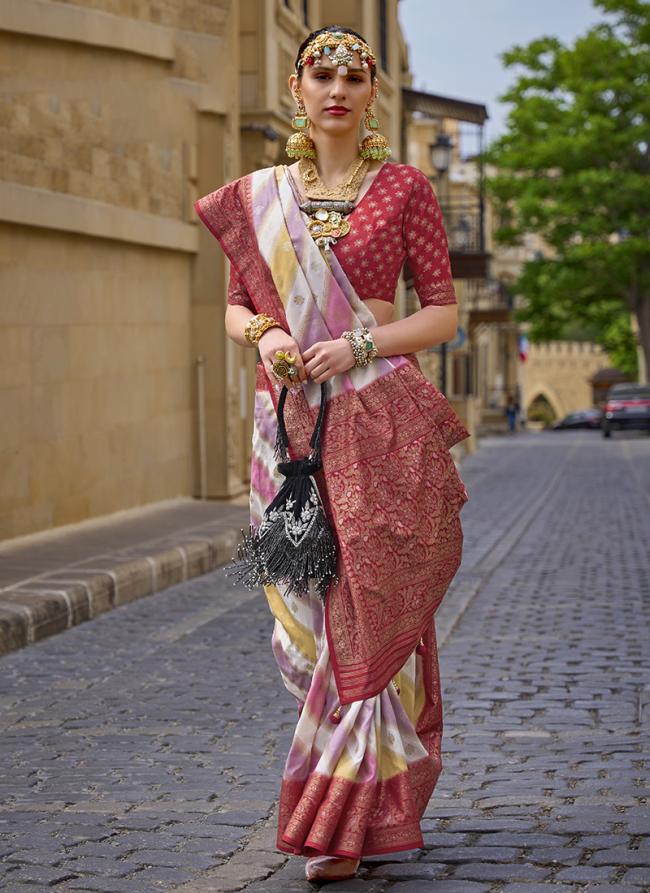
{"left": 328, "top": 77, "right": 348, "bottom": 101}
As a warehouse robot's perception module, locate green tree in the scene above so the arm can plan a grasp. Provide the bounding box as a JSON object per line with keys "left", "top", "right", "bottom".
{"left": 487, "top": 0, "right": 650, "bottom": 378}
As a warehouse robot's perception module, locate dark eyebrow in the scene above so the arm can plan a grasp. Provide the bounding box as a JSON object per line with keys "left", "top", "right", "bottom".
{"left": 310, "top": 66, "right": 366, "bottom": 74}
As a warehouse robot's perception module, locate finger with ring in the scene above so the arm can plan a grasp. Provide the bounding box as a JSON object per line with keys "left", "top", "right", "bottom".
{"left": 274, "top": 349, "right": 297, "bottom": 365}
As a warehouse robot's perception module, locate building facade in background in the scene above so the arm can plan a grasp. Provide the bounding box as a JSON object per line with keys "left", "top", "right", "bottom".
{"left": 522, "top": 342, "right": 615, "bottom": 423}
{"left": 404, "top": 105, "right": 615, "bottom": 435}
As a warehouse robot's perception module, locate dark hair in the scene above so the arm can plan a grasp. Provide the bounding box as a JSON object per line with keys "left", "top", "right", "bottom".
{"left": 294, "top": 25, "right": 376, "bottom": 80}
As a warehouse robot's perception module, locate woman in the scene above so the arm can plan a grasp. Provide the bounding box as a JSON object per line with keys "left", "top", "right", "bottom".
{"left": 195, "top": 25, "right": 470, "bottom": 884}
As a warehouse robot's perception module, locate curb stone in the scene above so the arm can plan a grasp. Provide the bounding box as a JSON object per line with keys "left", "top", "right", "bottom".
{"left": 0, "top": 529, "right": 240, "bottom": 656}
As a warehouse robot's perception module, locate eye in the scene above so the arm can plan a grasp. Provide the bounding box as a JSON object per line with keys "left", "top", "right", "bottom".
{"left": 348, "top": 76, "right": 363, "bottom": 83}
{"left": 315, "top": 73, "right": 331, "bottom": 80}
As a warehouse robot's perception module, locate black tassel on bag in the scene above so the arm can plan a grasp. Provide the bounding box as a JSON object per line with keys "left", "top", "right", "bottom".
{"left": 227, "top": 382, "right": 338, "bottom": 601}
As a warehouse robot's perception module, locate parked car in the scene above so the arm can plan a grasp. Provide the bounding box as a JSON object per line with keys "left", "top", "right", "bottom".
{"left": 553, "top": 409, "right": 603, "bottom": 430}
{"left": 602, "top": 383, "right": 650, "bottom": 438}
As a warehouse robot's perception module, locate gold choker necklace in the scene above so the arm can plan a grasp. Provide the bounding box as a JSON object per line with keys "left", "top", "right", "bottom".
{"left": 298, "top": 157, "right": 370, "bottom": 251}
{"left": 299, "top": 157, "right": 369, "bottom": 201}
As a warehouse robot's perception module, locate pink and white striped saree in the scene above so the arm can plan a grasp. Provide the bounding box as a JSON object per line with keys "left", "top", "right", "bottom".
{"left": 195, "top": 164, "right": 469, "bottom": 858}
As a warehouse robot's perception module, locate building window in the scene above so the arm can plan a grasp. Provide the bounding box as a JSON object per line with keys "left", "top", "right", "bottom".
{"left": 379, "top": 0, "right": 389, "bottom": 73}
{"left": 302, "top": 0, "right": 309, "bottom": 26}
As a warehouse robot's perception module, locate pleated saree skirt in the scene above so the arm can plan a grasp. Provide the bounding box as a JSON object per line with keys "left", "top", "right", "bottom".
{"left": 265, "top": 580, "right": 445, "bottom": 860}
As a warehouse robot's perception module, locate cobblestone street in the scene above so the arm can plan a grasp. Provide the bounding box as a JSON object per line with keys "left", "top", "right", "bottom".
{"left": 1, "top": 430, "right": 649, "bottom": 893}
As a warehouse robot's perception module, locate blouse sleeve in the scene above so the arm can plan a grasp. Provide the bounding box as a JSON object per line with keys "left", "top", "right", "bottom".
{"left": 403, "top": 169, "right": 457, "bottom": 307}
{"left": 227, "top": 263, "right": 255, "bottom": 311}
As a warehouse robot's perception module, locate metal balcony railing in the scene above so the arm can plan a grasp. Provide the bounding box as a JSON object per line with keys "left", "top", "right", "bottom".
{"left": 439, "top": 201, "right": 485, "bottom": 254}
{"left": 463, "top": 279, "right": 513, "bottom": 310}
{"left": 463, "top": 278, "right": 514, "bottom": 327}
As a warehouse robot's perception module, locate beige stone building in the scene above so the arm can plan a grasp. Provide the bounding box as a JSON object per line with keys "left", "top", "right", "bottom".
{"left": 0, "top": 0, "right": 408, "bottom": 540}
{"left": 521, "top": 341, "right": 613, "bottom": 422}
{"left": 1, "top": 0, "right": 240, "bottom": 540}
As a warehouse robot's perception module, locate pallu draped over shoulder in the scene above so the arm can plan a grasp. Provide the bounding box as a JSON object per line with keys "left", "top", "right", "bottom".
{"left": 195, "top": 163, "right": 470, "bottom": 858}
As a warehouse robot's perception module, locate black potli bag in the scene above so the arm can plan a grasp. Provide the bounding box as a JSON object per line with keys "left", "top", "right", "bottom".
{"left": 227, "top": 382, "right": 338, "bottom": 601}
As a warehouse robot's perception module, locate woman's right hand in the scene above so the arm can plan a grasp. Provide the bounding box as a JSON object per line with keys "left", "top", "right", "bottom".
{"left": 258, "top": 327, "right": 308, "bottom": 389}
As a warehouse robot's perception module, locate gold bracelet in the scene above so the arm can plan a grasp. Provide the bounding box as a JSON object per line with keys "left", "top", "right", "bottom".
{"left": 244, "top": 313, "right": 282, "bottom": 346}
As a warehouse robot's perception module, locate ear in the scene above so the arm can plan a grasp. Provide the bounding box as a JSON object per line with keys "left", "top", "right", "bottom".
{"left": 288, "top": 72, "right": 299, "bottom": 101}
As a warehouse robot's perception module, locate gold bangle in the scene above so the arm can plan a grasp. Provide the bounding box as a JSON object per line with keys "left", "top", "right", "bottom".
{"left": 244, "top": 313, "right": 282, "bottom": 346}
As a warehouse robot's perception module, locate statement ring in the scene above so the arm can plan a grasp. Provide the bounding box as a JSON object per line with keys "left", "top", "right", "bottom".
{"left": 271, "top": 350, "right": 297, "bottom": 381}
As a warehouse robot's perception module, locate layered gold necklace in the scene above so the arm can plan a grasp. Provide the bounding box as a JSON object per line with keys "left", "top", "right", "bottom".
{"left": 297, "top": 156, "right": 370, "bottom": 251}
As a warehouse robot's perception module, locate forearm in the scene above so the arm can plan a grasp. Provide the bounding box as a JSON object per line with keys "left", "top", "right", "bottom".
{"left": 225, "top": 304, "right": 257, "bottom": 348}
{"left": 370, "top": 304, "right": 458, "bottom": 357}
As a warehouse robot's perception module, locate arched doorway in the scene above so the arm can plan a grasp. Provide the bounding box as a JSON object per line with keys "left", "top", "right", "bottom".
{"left": 527, "top": 393, "right": 557, "bottom": 428}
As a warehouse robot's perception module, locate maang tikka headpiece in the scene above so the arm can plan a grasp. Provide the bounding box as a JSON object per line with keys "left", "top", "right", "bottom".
{"left": 296, "top": 30, "right": 377, "bottom": 77}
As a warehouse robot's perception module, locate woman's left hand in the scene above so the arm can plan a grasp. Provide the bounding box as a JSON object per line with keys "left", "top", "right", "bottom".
{"left": 302, "top": 338, "right": 356, "bottom": 383}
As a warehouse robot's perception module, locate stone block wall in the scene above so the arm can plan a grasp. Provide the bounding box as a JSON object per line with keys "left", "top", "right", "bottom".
{"left": 58, "top": 0, "right": 229, "bottom": 34}
{"left": 0, "top": 35, "right": 189, "bottom": 218}
{"left": 0, "top": 223, "right": 194, "bottom": 535}
{"left": 0, "top": 0, "right": 239, "bottom": 540}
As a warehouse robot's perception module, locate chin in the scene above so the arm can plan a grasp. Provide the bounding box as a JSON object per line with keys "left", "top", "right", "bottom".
{"left": 316, "top": 119, "right": 358, "bottom": 136}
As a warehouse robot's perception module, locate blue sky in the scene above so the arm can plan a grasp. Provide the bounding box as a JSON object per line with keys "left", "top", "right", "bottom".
{"left": 398, "top": 0, "right": 609, "bottom": 144}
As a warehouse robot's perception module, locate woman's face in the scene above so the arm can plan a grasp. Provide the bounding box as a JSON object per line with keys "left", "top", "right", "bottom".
{"left": 289, "top": 51, "right": 374, "bottom": 138}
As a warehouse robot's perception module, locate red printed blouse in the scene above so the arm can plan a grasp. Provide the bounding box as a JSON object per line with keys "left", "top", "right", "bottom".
{"left": 227, "top": 162, "right": 457, "bottom": 309}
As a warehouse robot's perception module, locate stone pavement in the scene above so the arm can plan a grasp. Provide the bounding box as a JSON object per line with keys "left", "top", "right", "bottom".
{"left": 0, "top": 429, "right": 648, "bottom": 893}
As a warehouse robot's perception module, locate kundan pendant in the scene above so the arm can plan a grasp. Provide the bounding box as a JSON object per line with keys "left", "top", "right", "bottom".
{"left": 307, "top": 209, "right": 350, "bottom": 250}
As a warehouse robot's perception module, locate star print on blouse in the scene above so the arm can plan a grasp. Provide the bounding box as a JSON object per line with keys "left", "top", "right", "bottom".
{"left": 226, "top": 163, "right": 458, "bottom": 310}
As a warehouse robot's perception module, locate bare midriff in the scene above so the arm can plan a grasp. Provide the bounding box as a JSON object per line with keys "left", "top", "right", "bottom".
{"left": 363, "top": 297, "right": 395, "bottom": 327}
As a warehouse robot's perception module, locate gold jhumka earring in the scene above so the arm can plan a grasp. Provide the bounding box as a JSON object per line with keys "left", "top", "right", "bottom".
{"left": 360, "top": 98, "right": 392, "bottom": 161}
{"left": 286, "top": 97, "right": 316, "bottom": 159}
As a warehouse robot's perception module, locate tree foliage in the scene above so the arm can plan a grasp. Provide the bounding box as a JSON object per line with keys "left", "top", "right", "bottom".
{"left": 486, "top": 0, "right": 650, "bottom": 377}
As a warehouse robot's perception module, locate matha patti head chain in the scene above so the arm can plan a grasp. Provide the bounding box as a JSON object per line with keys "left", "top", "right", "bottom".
{"left": 286, "top": 29, "right": 392, "bottom": 165}
{"left": 296, "top": 30, "right": 376, "bottom": 75}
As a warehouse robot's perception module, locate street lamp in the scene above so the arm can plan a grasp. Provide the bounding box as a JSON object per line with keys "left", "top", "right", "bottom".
{"left": 429, "top": 133, "right": 453, "bottom": 396}
{"left": 429, "top": 133, "right": 453, "bottom": 177}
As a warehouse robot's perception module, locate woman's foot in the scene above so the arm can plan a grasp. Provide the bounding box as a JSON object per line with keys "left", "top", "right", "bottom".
{"left": 305, "top": 855, "right": 360, "bottom": 883}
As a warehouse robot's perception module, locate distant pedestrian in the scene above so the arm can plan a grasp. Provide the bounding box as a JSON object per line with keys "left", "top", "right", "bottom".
{"left": 195, "top": 24, "right": 470, "bottom": 885}
{"left": 506, "top": 394, "right": 518, "bottom": 434}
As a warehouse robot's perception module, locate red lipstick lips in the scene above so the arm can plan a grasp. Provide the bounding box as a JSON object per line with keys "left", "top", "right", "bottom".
{"left": 326, "top": 106, "right": 350, "bottom": 116}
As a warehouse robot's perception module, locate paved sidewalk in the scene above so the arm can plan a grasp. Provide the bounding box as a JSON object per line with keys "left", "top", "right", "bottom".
{"left": 0, "top": 430, "right": 648, "bottom": 893}
{"left": 0, "top": 498, "right": 249, "bottom": 655}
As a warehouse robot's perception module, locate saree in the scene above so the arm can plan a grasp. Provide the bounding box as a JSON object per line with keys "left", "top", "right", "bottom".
{"left": 195, "top": 164, "right": 469, "bottom": 857}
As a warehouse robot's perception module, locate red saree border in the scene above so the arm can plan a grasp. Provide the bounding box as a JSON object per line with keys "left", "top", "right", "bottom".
{"left": 277, "top": 754, "right": 440, "bottom": 859}
{"left": 194, "top": 177, "right": 290, "bottom": 332}
{"left": 276, "top": 598, "right": 444, "bottom": 860}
